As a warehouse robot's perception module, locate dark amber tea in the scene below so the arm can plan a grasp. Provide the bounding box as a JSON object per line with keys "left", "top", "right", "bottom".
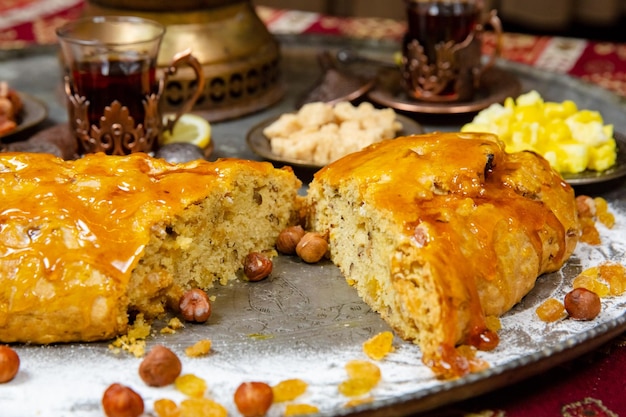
{"left": 57, "top": 15, "right": 205, "bottom": 155}
{"left": 400, "top": 0, "right": 501, "bottom": 102}
{"left": 71, "top": 57, "right": 157, "bottom": 129}
{"left": 405, "top": 1, "right": 480, "bottom": 61}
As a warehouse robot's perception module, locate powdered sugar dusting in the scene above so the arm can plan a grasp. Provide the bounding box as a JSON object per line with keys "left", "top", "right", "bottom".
{"left": 3, "top": 204, "right": 626, "bottom": 417}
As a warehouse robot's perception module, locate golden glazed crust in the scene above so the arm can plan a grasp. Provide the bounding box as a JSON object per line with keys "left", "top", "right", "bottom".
{"left": 306, "top": 132, "right": 579, "bottom": 378}
{"left": 0, "top": 152, "right": 301, "bottom": 344}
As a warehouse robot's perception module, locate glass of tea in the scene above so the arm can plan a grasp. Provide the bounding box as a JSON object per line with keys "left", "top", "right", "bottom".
{"left": 56, "top": 16, "right": 205, "bottom": 155}
{"left": 401, "top": 0, "right": 502, "bottom": 102}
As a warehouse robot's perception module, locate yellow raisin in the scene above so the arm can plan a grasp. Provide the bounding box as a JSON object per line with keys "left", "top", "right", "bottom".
{"left": 573, "top": 267, "right": 610, "bottom": 297}
{"left": 593, "top": 197, "right": 609, "bottom": 215}
{"left": 154, "top": 399, "right": 180, "bottom": 417}
{"left": 180, "top": 397, "right": 227, "bottom": 417}
{"left": 174, "top": 374, "right": 207, "bottom": 398}
{"left": 363, "top": 331, "right": 395, "bottom": 361}
{"left": 599, "top": 262, "right": 626, "bottom": 295}
{"left": 338, "top": 360, "right": 381, "bottom": 397}
{"left": 185, "top": 340, "right": 212, "bottom": 357}
{"left": 598, "top": 211, "right": 615, "bottom": 228}
{"left": 536, "top": 298, "right": 566, "bottom": 322}
{"left": 345, "top": 360, "right": 381, "bottom": 381}
{"left": 579, "top": 217, "right": 601, "bottom": 245}
{"left": 284, "top": 403, "right": 320, "bottom": 416}
{"left": 272, "top": 378, "right": 308, "bottom": 403}
{"left": 590, "top": 196, "right": 615, "bottom": 228}
{"left": 338, "top": 378, "right": 378, "bottom": 397}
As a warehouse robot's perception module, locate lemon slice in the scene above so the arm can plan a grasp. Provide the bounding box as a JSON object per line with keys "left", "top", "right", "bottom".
{"left": 160, "top": 113, "right": 211, "bottom": 149}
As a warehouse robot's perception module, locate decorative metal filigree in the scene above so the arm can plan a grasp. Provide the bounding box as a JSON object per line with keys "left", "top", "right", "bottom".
{"left": 65, "top": 76, "right": 160, "bottom": 156}
{"left": 400, "top": 9, "right": 503, "bottom": 103}
{"left": 401, "top": 39, "right": 457, "bottom": 99}
{"left": 401, "top": 32, "right": 477, "bottom": 102}
{"left": 63, "top": 50, "right": 205, "bottom": 156}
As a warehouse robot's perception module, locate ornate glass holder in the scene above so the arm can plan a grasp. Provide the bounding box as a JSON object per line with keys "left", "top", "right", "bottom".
{"left": 401, "top": 35, "right": 481, "bottom": 103}
{"left": 57, "top": 16, "right": 205, "bottom": 156}
{"left": 65, "top": 86, "right": 161, "bottom": 155}
{"left": 401, "top": 9, "right": 502, "bottom": 103}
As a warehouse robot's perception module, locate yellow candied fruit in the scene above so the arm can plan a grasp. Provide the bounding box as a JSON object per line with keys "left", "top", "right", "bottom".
{"left": 599, "top": 262, "right": 626, "bottom": 295}
{"left": 363, "top": 331, "right": 395, "bottom": 361}
{"left": 338, "top": 360, "right": 381, "bottom": 397}
{"left": 174, "top": 374, "right": 207, "bottom": 398}
{"left": 284, "top": 403, "right": 320, "bottom": 416}
{"left": 461, "top": 90, "right": 617, "bottom": 174}
{"left": 573, "top": 267, "right": 610, "bottom": 297}
{"left": 180, "top": 397, "right": 227, "bottom": 417}
{"left": 536, "top": 298, "right": 566, "bottom": 322}
{"left": 272, "top": 378, "right": 308, "bottom": 403}
{"left": 185, "top": 339, "right": 212, "bottom": 357}
{"left": 154, "top": 398, "right": 180, "bottom": 417}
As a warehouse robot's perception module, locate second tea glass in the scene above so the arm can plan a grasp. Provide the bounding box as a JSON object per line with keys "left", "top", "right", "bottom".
{"left": 401, "top": 0, "right": 502, "bottom": 102}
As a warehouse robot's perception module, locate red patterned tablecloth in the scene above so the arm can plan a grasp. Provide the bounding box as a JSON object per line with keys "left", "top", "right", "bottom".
{"left": 258, "top": 7, "right": 626, "bottom": 100}
{"left": 0, "top": 0, "right": 84, "bottom": 48}
{"left": 1, "top": 2, "right": 626, "bottom": 417}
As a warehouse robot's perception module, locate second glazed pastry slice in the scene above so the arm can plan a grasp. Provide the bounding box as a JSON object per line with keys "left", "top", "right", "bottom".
{"left": 306, "top": 132, "right": 580, "bottom": 378}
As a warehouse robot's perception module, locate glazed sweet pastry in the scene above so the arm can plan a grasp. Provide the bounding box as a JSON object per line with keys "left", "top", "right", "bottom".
{"left": 0, "top": 152, "right": 301, "bottom": 344}
{"left": 306, "top": 132, "right": 580, "bottom": 378}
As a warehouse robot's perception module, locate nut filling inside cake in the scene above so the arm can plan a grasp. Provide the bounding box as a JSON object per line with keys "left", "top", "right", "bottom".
{"left": 129, "top": 175, "right": 298, "bottom": 317}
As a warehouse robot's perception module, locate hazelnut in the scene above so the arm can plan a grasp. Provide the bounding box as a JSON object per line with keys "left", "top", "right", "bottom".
{"left": 564, "top": 287, "right": 601, "bottom": 320}
{"left": 234, "top": 381, "right": 274, "bottom": 417}
{"left": 296, "top": 232, "right": 328, "bottom": 263}
{"left": 0, "top": 345, "right": 19, "bottom": 383}
{"left": 276, "top": 225, "right": 305, "bottom": 255}
{"left": 179, "top": 288, "right": 212, "bottom": 323}
{"left": 139, "top": 345, "right": 182, "bottom": 387}
{"left": 243, "top": 252, "right": 273, "bottom": 282}
{"left": 101, "top": 383, "right": 144, "bottom": 417}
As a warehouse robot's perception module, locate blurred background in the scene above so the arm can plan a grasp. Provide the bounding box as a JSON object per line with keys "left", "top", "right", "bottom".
{"left": 253, "top": 0, "right": 626, "bottom": 42}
